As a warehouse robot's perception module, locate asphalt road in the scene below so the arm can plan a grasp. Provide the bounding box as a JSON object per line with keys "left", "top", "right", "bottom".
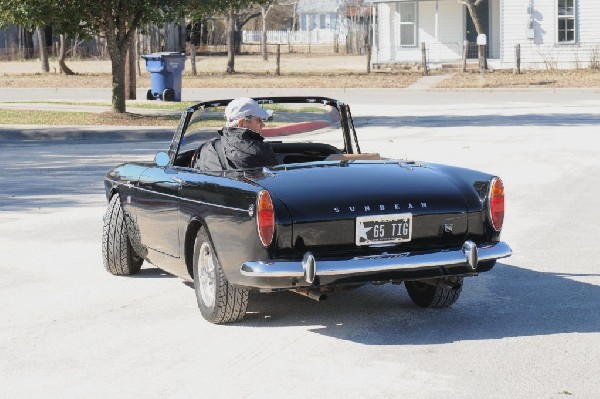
{"left": 1, "top": 91, "right": 600, "bottom": 398}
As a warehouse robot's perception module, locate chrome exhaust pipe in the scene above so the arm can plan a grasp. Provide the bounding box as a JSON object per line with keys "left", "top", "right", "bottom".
{"left": 294, "top": 288, "right": 327, "bottom": 301}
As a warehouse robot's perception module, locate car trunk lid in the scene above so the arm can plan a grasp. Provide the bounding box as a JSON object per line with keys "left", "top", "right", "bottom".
{"left": 245, "top": 161, "right": 470, "bottom": 253}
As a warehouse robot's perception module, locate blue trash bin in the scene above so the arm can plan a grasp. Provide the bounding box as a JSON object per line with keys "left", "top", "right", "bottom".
{"left": 142, "top": 52, "right": 186, "bottom": 102}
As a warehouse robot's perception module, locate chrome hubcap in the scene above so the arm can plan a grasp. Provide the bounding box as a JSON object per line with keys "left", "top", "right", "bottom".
{"left": 198, "top": 242, "right": 216, "bottom": 307}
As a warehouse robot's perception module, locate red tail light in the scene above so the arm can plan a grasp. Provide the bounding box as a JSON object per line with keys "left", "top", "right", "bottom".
{"left": 489, "top": 177, "right": 505, "bottom": 231}
{"left": 257, "top": 190, "right": 275, "bottom": 247}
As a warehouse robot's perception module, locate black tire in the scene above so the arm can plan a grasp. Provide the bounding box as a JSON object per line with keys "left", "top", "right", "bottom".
{"left": 405, "top": 277, "right": 463, "bottom": 308}
{"left": 146, "top": 89, "right": 154, "bottom": 100}
{"left": 162, "top": 88, "right": 174, "bottom": 102}
{"left": 193, "top": 227, "right": 248, "bottom": 324}
{"left": 102, "top": 194, "right": 143, "bottom": 275}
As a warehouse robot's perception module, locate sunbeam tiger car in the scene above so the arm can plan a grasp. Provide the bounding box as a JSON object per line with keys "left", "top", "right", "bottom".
{"left": 102, "top": 96, "right": 512, "bottom": 324}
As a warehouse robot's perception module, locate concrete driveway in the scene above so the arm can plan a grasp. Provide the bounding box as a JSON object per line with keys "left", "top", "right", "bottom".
{"left": 1, "top": 90, "right": 599, "bottom": 398}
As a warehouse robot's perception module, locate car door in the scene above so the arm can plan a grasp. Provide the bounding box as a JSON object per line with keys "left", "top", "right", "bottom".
{"left": 135, "top": 166, "right": 182, "bottom": 258}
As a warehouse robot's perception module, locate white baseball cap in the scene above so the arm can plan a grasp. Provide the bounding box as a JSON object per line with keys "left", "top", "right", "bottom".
{"left": 225, "top": 97, "right": 271, "bottom": 122}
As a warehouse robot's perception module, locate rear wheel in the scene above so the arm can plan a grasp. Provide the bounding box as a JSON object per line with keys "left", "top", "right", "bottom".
{"left": 146, "top": 89, "right": 154, "bottom": 100}
{"left": 162, "top": 88, "right": 174, "bottom": 102}
{"left": 193, "top": 227, "right": 248, "bottom": 324}
{"left": 102, "top": 194, "right": 143, "bottom": 275}
{"left": 405, "top": 277, "right": 463, "bottom": 308}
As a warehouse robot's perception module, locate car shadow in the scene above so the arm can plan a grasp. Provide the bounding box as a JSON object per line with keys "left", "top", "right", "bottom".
{"left": 237, "top": 262, "right": 600, "bottom": 345}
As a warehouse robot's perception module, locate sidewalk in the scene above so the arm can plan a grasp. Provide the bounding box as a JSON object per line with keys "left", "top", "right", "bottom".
{"left": 406, "top": 73, "right": 454, "bottom": 90}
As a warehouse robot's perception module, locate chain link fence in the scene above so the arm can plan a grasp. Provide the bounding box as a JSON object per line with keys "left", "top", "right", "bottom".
{"left": 188, "top": 43, "right": 370, "bottom": 75}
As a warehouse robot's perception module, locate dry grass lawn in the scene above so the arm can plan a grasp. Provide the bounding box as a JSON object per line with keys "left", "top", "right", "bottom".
{"left": 0, "top": 55, "right": 419, "bottom": 89}
{"left": 0, "top": 71, "right": 420, "bottom": 89}
{"left": 0, "top": 109, "right": 180, "bottom": 126}
{"left": 436, "top": 69, "right": 600, "bottom": 88}
{"left": 2, "top": 56, "right": 600, "bottom": 89}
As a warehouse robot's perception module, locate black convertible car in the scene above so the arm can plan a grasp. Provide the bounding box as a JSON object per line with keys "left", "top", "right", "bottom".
{"left": 103, "top": 96, "right": 512, "bottom": 324}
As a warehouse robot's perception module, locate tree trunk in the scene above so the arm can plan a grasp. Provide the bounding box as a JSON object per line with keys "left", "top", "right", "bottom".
{"left": 110, "top": 53, "right": 126, "bottom": 112}
{"left": 137, "top": 32, "right": 142, "bottom": 76}
{"left": 261, "top": 6, "right": 269, "bottom": 61}
{"left": 108, "top": 39, "right": 128, "bottom": 113}
{"left": 190, "top": 21, "right": 197, "bottom": 76}
{"left": 466, "top": 3, "right": 485, "bottom": 35}
{"left": 125, "top": 32, "right": 137, "bottom": 100}
{"left": 226, "top": 9, "right": 236, "bottom": 74}
{"left": 24, "top": 29, "right": 34, "bottom": 59}
{"left": 36, "top": 26, "right": 49, "bottom": 73}
{"left": 71, "top": 34, "right": 79, "bottom": 60}
{"left": 191, "top": 40, "right": 197, "bottom": 76}
{"left": 58, "top": 35, "right": 75, "bottom": 75}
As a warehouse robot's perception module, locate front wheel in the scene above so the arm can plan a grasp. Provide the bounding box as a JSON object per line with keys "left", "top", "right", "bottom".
{"left": 193, "top": 227, "right": 248, "bottom": 324}
{"left": 405, "top": 277, "right": 463, "bottom": 308}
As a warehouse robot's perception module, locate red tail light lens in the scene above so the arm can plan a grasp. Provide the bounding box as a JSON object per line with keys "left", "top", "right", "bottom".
{"left": 489, "top": 177, "right": 505, "bottom": 231}
{"left": 257, "top": 190, "right": 275, "bottom": 247}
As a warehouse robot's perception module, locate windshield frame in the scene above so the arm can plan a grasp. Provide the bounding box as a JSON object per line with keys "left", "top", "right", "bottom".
{"left": 166, "top": 96, "right": 359, "bottom": 167}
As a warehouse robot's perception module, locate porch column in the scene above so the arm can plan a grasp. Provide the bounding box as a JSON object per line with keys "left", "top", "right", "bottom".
{"left": 435, "top": 0, "right": 439, "bottom": 41}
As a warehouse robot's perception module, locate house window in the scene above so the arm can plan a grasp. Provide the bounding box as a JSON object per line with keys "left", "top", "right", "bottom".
{"left": 320, "top": 14, "right": 327, "bottom": 29}
{"left": 557, "top": 0, "right": 576, "bottom": 43}
{"left": 330, "top": 13, "right": 337, "bottom": 29}
{"left": 396, "top": 2, "right": 417, "bottom": 46}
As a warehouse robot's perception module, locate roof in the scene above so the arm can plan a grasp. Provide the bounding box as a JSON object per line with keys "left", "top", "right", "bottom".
{"left": 296, "top": 0, "right": 341, "bottom": 14}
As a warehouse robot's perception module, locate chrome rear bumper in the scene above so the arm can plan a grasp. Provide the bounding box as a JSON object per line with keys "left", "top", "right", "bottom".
{"left": 240, "top": 241, "right": 512, "bottom": 284}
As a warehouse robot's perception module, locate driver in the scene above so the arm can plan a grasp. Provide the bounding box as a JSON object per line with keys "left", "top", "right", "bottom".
{"left": 193, "top": 97, "right": 278, "bottom": 170}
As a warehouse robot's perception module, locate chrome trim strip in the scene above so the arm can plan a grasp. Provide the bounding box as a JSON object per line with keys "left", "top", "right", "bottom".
{"left": 240, "top": 241, "right": 512, "bottom": 279}
{"left": 115, "top": 182, "right": 248, "bottom": 213}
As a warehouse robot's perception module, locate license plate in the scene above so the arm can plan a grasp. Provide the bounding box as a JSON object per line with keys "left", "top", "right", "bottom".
{"left": 355, "top": 213, "right": 412, "bottom": 246}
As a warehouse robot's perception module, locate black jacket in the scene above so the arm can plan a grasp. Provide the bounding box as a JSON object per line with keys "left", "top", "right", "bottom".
{"left": 193, "top": 127, "right": 278, "bottom": 170}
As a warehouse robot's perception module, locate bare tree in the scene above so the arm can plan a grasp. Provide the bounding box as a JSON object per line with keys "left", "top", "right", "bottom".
{"left": 222, "top": 1, "right": 266, "bottom": 74}
{"left": 458, "top": 0, "right": 485, "bottom": 35}
{"left": 259, "top": 0, "right": 296, "bottom": 60}
{"left": 58, "top": 34, "right": 75, "bottom": 75}
{"left": 226, "top": 8, "right": 237, "bottom": 73}
{"left": 260, "top": 3, "right": 274, "bottom": 61}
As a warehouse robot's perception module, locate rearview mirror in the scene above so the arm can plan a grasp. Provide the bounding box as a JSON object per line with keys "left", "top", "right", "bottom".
{"left": 155, "top": 151, "right": 169, "bottom": 167}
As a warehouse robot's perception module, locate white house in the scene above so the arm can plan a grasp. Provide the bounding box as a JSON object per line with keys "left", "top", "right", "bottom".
{"left": 367, "top": 0, "right": 600, "bottom": 69}
{"left": 297, "top": 0, "right": 343, "bottom": 31}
